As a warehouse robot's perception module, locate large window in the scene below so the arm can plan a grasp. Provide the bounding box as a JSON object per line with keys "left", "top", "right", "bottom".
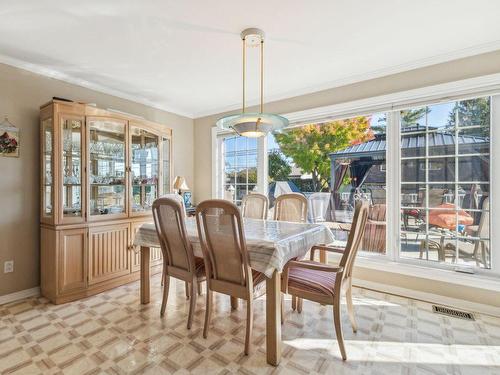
{"left": 214, "top": 91, "right": 498, "bottom": 277}
{"left": 222, "top": 136, "right": 258, "bottom": 205}
{"left": 400, "top": 98, "right": 491, "bottom": 269}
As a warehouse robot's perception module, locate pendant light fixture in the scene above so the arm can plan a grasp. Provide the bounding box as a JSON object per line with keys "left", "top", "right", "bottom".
{"left": 216, "top": 28, "right": 289, "bottom": 138}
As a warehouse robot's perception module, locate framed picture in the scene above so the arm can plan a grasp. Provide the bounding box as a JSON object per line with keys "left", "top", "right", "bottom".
{"left": 182, "top": 191, "right": 192, "bottom": 208}
{"left": 0, "top": 118, "right": 19, "bottom": 158}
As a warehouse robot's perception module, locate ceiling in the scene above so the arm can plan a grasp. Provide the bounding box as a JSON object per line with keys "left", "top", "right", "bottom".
{"left": 1, "top": 0, "right": 500, "bottom": 118}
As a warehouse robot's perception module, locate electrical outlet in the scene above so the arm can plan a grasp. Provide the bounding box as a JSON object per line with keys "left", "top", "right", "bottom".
{"left": 4, "top": 260, "right": 14, "bottom": 273}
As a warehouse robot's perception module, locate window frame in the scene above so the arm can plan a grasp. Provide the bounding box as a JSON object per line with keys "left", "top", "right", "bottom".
{"left": 212, "top": 74, "right": 500, "bottom": 278}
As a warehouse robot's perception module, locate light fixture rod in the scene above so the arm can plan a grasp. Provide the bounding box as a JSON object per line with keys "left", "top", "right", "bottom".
{"left": 260, "top": 39, "right": 264, "bottom": 113}
{"left": 242, "top": 37, "right": 246, "bottom": 113}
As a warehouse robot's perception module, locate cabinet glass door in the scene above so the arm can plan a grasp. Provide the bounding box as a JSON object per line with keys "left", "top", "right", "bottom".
{"left": 131, "top": 127, "right": 159, "bottom": 213}
{"left": 61, "top": 117, "right": 83, "bottom": 219}
{"left": 162, "top": 136, "right": 171, "bottom": 194}
{"left": 42, "top": 117, "right": 53, "bottom": 218}
{"left": 88, "top": 119, "right": 126, "bottom": 217}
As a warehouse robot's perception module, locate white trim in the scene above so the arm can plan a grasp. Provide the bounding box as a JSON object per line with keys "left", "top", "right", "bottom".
{"left": 354, "top": 279, "right": 500, "bottom": 318}
{"left": 284, "top": 73, "right": 500, "bottom": 126}
{"left": 0, "top": 287, "right": 40, "bottom": 305}
{"left": 0, "top": 54, "right": 194, "bottom": 118}
{"left": 211, "top": 126, "right": 220, "bottom": 198}
{"left": 194, "top": 40, "right": 500, "bottom": 118}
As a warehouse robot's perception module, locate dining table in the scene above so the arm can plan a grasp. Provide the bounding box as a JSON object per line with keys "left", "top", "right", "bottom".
{"left": 133, "top": 217, "right": 335, "bottom": 366}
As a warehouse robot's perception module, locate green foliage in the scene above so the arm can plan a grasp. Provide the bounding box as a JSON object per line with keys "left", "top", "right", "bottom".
{"left": 268, "top": 150, "right": 292, "bottom": 182}
{"left": 447, "top": 98, "right": 490, "bottom": 136}
{"left": 236, "top": 167, "right": 257, "bottom": 184}
{"left": 274, "top": 117, "right": 373, "bottom": 192}
{"left": 400, "top": 108, "right": 430, "bottom": 127}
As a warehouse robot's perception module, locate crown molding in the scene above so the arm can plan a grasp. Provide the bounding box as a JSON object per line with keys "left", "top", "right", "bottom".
{"left": 1, "top": 39, "right": 499, "bottom": 120}
{"left": 283, "top": 72, "right": 500, "bottom": 126}
{"left": 0, "top": 54, "right": 194, "bottom": 118}
{"left": 193, "top": 40, "right": 500, "bottom": 118}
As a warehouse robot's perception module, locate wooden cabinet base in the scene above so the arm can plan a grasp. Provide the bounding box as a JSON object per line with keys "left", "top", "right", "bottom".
{"left": 41, "top": 221, "right": 162, "bottom": 305}
{"left": 49, "top": 265, "right": 162, "bottom": 305}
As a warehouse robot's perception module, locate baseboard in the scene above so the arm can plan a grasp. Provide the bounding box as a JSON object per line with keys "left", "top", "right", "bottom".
{"left": 354, "top": 278, "right": 500, "bottom": 318}
{"left": 0, "top": 287, "right": 40, "bottom": 305}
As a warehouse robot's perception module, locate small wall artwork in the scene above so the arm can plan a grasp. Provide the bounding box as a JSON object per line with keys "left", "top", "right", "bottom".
{"left": 0, "top": 118, "right": 19, "bottom": 157}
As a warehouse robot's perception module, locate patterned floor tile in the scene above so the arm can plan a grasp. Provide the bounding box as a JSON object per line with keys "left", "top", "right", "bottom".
{"left": 1, "top": 275, "right": 500, "bottom": 374}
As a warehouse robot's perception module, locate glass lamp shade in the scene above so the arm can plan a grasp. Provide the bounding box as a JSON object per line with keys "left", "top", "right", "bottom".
{"left": 216, "top": 112, "right": 289, "bottom": 138}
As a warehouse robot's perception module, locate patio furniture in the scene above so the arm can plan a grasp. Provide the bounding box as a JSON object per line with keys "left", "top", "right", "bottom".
{"left": 274, "top": 193, "right": 308, "bottom": 223}
{"left": 362, "top": 204, "right": 386, "bottom": 253}
{"left": 428, "top": 203, "right": 473, "bottom": 230}
{"left": 195, "top": 200, "right": 267, "bottom": 355}
{"left": 308, "top": 192, "right": 332, "bottom": 223}
{"left": 241, "top": 193, "right": 269, "bottom": 220}
{"left": 134, "top": 215, "right": 334, "bottom": 365}
{"left": 281, "top": 200, "right": 369, "bottom": 360}
{"left": 444, "top": 197, "right": 490, "bottom": 267}
{"left": 152, "top": 197, "right": 206, "bottom": 329}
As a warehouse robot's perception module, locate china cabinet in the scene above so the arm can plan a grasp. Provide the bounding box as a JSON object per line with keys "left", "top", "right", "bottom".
{"left": 40, "top": 99, "right": 172, "bottom": 304}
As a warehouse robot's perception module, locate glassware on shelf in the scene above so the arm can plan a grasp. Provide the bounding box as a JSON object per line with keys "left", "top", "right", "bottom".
{"left": 131, "top": 127, "right": 159, "bottom": 213}
{"left": 89, "top": 120, "right": 126, "bottom": 216}
{"left": 62, "top": 118, "right": 83, "bottom": 218}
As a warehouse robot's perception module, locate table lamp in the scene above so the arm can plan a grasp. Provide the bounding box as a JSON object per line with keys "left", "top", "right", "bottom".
{"left": 173, "top": 176, "right": 189, "bottom": 195}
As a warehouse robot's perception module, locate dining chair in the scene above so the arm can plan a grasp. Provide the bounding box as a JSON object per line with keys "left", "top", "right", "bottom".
{"left": 195, "top": 199, "right": 266, "bottom": 355}
{"left": 281, "top": 200, "right": 369, "bottom": 360}
{"left": 157, "top": 193, "right": 199, "bottom": 296}
{"left": 152, "top": 197, "right": 206, "bottom": 329}
{"left": 274, "top": 193, "right": 308, "bottom": 311}
{"left": 274, "top": 193, "right": 308, "bottom": 222}
{"left": 241, "top": 193, "right": 269, "bottom": 219}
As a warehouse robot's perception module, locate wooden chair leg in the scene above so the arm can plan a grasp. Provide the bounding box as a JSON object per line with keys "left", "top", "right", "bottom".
{"left": 291, "top": 296, "right": 297, "bottom": 311}
{"left": 333, "top": 298, "right": 347, "bottom": 360}
{"left": 161, "top": 267, "right": 165, "bottom": 286}
{"left": 230, "top": 296, "right": 239, "bottom": 310}
{"left": 297, "top": 298, "right": 303, "bottom": 313}
{"left": 160, "top": 275, "right": 170, "bottom": 317}
{"left": 185, "top": 281, "right": 190, "bottom": 299}
{"left": 280, "top": 294, "right": 284, "bottom": 325}
{"left": 244, "top": 298, "right": 253, "bottom": 355}
{"left": 346, "top": 285, "right": 357, "bottom": 333}
{"left": 203, "top": 291, "right": 213, "bottom": 339}
{"left": 187, "top": 281, "right": 197, "bottom": 329}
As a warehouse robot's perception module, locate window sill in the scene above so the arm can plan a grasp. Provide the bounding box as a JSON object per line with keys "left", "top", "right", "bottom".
{"left": 353, "top": 255, "right": 500, "bottom": 293}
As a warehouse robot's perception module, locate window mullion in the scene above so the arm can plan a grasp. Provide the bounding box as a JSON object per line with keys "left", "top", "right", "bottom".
{"left": 387, "top": 111, "right": 400, "bottom": 261}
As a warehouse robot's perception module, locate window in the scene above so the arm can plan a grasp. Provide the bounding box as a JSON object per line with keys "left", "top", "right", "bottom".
{"left": 213, "top": 89, "right": 499, "bottom": 277}
{"left": 400, "top": 97, "right": 491, "bottom": 269}
{"left": 222, "top": 136, "right": 258, "bottom": 205}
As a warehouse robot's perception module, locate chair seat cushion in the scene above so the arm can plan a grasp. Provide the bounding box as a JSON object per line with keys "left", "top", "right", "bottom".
{"left": 287, "top": 262, "right": 337, "bottom": 297}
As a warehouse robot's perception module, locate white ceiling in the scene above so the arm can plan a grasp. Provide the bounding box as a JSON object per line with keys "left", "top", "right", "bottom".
{"left": 1, "top": 0, "right": 500, "bottom": 118}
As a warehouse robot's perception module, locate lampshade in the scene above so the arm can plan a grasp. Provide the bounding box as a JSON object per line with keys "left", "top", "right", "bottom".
{"left": 216, "top": 112, "right": 288, "bottom": 138}
{"left": 215, "top": 28, "right": 289, "bottom": 138}
{"left": 173, "top": 176, "right": 189, "bottom": 191}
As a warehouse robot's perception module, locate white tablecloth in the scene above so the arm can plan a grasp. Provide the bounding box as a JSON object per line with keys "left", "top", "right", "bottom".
{"left": 134, "top": 218, "right": 335, "bottom": 277}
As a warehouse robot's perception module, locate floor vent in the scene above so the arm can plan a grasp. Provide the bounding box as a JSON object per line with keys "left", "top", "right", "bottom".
{"left": 432, "top": 305, "right": 475, "bottom": 321}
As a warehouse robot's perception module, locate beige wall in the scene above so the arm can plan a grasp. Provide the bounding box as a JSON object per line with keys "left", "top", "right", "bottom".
{"left": 0, "top": 63, "right": 194, "bottom": 297}
{"left": 193, "top": 49, "right": 500, "bottom": 313}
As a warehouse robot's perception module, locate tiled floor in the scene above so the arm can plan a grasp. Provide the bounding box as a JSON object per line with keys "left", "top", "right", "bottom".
{"left": 1, "top": 275, "right": 500, "bottom": 375}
